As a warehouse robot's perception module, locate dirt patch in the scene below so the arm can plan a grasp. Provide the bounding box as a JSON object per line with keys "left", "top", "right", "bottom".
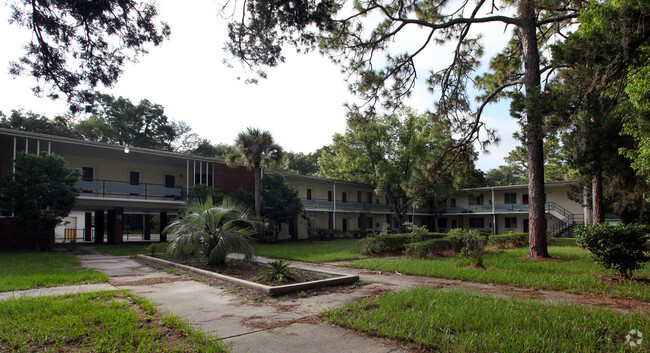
{"left": 110, "top": 276, "right": 188, "bottom": 286}
{"left": 240, "top": 314, "right": 323, "bottom": 330}
{"left": 520, "top": 255, "right": 571, "bottom": 262}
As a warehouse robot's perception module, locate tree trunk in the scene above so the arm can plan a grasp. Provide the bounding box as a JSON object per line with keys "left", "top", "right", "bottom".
{"left": 254, "top": 165, "right": 261, "bottom": 217}
{"left": 592, "top": 168, "right": 604, "bottom": 224}
{"left": 638, "top": 192, "right": 646, "bottom": 224}
{"left": 521, "top": 4, "right": 549, "bottom": 258}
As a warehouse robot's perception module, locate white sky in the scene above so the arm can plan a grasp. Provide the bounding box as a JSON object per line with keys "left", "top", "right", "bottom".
{"left": 0, "top": 0, "right": 520, "bottom": 171}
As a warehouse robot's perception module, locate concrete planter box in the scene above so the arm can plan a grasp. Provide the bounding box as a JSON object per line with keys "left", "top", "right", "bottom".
{"left": 137, "top": 254, "right": 359, "bottom": 296}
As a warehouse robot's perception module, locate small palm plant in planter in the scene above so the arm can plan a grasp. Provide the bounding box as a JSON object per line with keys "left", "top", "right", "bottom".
{"left": 164, "top": 197, "right": 260, "bottom": 266}
{"left": 259, "top": 260, "right": 300, "bottom": 284}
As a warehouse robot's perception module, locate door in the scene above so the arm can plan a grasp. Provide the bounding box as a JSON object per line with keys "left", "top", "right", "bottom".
{"left": 523, "top": 219, "right": 530, "bottom": 233}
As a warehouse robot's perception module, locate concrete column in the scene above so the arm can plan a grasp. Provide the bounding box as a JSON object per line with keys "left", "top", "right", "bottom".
{"left": 94, "top": 210, "right": 104, "bottom": 244}
{"left": 107, "top": 209, "right": 115, "bottom": 244}
{"left": 159, "top": 212, "right": 168, "bottom": 242}
{"left": 84, "top": 212, "right": 92, "bottom": 241}
{"left": 143, "top": 214, "right": 151, "bottom": 241}
{"left": 113, "top": 207, "right": 123, "bottom": 244}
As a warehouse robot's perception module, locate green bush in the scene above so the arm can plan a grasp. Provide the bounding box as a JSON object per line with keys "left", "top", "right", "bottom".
{"left": 315, "top": 228, "right": 345, "bottom": 240}
{"left": 459, "top": 231, "right": 487, "bottom": 268}
{"left": 404, "top": 237, "right": 461, "bottom": 258}
{"left": 575, "top": 223, "right": 650, "bottom": 279}
{"left": 358, "top": 232, "right": 448, "bottom": 254}
{"left": 490, "top": 232, "right": 529, "bottom": 248}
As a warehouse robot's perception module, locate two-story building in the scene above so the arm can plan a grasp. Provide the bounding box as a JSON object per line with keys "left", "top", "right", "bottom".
{"left": 0, "top": 127, "right": 587, "bottom": 244}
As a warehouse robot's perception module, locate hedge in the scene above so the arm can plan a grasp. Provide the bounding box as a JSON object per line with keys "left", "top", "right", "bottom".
{"left": 489, "top": 232, "right": 529, "bottom": 248}
{"left": 404, "top": 236, "right": 464, "bottom": 258}
{"left": 358, "top": 232, "right": 448, "bottom": 254}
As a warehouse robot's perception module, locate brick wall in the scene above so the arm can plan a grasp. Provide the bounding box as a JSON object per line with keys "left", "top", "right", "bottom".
{"left": 213, "top": 164, "right": 255, "bottom": 194}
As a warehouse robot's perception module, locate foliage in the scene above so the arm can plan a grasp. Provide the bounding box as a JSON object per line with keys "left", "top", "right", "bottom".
{"left": 75, "top": 93, "right": 193, "bottom": 151}
{"left": 484, "top": 164, "right": 527, "bottom": 186}
{"left": 459, "top": 230, "right": 487, "bottom": 268}
{"left": 164, "top": 197, "right": 260, "bottom": 266}
{"left": 403, "top": 221, "right": 429, "bottom": 236}
{"left": 0, "top": 153, "right": 80, "bottom": 250}
{"left": 281, "top": 148, "right": 328, "bottom": 176}
{"left": 403, "top": 238, "right": 460, "bottom": 258}
{"left": 503, "top": 135, "right": 575, "bottom": 183}
{"left": 319, "top": 109, "right": 475, "bottom": 232}
{"left": 489, "top": 232, "right": 529, "bottom": 249}
{"left": 254, "top": 239, "right": 366, "bottom": 263}
{"left": 190, "top": 139, "right": 232, "bottom": 158}
{"left": 145, "top": 243, "right": 168, "bottom": 257}
{"left": 0, "top": 291, "right": 226, "bottom": 352}
{"left": 258, "top": 260, "right": 299, "bottom": 283}
{"left": 228, "top": 127, "right": 284, "bottom": 216}
{"left": 187, "top": 184, "right": 224, "bottom": 205}
{"left": 315, "top": 228, "right": 345, "bottom": 240}
{"left": 574, "top": 223, "right": 650, "bottom": 279}
{"left": 7, "top": 0, "right": 170, "bottom": 108}
{"left": 0, "top": 110, "right": 80, "bottom": 138}
{"left": 229, "top": 187, "right": 255, "bottom": 211}
{"left": 358, "top": 232, "right": 448, "bottom": 254}
{"left": 322, "top": 287, "right": 650, "bottom": 352}
{"left": 261, "top": 174, "right": 303, "bottom": 240}
{"left": 346, "top": 238, "right": 650, "bottom": 301}
{"left": 0, "top": 252, "right": 108, "bottom": 291}
{"left": 621, "top": 63, "right": 650, "bottom": 187}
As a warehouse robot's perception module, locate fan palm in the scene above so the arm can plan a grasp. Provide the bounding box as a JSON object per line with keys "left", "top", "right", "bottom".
{"left": 227, "top": 127, "right": 284, "bottom": 216}
{"left": 164, "top": 197, "right": 260, "bottom": 266}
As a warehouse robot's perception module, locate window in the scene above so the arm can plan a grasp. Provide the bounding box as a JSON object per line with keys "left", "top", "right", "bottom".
{"left": 469, "top": 217, "right": 485, "bottom": 228}
{"left": 164, "top": 175, "right": 175, "bottom": 188}
{"left": 328, "top": 190, "right": 333, "bottom": 202}
{"left": 450, "top": 198, "right": 456, "bottom": 207}
{"left": 82, "top": 167, "right": 94, "bottom": 181}
{"left": 342, "top": 192, "right": 347, "bottom": 203}
{"left": 342, "top": 218, "right": 348, "bottom": 232}
{"left": 468, "top": 195, "right": 484, "bottom": 206}
{"left": 306, "top": 189, "right": 312, "bottom": 200}
{"left": 130, "top": 171, "right": 140, "bottom": 185}
{"left": 367, "top": 217, "right": 373, "bottom": 229}
{"left": 437, "top": 218, "right": 448, "bottom": 229}
{"left": 505, "top": 217, "right": 517, "bottom": 229}
{"left": 504, "top": 192, "right": 517, "bottom": 204}
{"left": 357, "top": 191, "right": 372, "bottom": 203}
{"left": 522, "top": 194, "right": 529, "bottom": 204}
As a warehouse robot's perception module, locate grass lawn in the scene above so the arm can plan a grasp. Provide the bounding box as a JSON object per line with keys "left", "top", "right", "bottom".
{"left": 254, "top": 239, "right": 366, "bottom": 263}
{"left": 0, "top": 290, "right": 226, "bottom": 352}
{"left": 0, "top": 252, "right": 108, "bottom": 291}
{"left": 95, "top": 243, "right": 155, "bottom": 256}
{"left": 321, "top": 287, "right": 649, "bottom": 352}
{"left": 345, "top": 238, "right": 650, "bottom": 301}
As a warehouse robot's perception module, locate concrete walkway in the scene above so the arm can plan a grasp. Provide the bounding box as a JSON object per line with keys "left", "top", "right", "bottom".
{"left": 81, "top": 254, "right": 409, "bottom": 353}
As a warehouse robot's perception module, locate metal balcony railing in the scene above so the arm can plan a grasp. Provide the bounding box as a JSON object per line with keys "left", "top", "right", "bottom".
{"left": 301, "top": 198, "right": 432, "bottom": 214}
{"left": 76, "top": 179, "right": 186, "bottom": 201}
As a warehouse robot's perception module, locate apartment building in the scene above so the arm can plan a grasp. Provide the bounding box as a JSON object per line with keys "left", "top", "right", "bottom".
{"left": 0, "top": 128, "right": 585, "bottom": 243}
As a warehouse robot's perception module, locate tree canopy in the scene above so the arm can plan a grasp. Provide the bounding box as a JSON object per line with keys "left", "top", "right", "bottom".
{"left": 7, "top": 0, "right": 169, "bottom": 109}
{"left": 261, "top": 173, "right": 304, "bottom": 241}
{"left": 319, "top": 109, "right": 475, "bottom": 231}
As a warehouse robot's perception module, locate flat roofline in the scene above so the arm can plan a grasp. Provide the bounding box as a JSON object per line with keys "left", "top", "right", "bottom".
{"left": 0, "top": 127, "right": 226, "bottom": 164}
{"left": 460, "top": 181, "right": 576, "bottom": 192}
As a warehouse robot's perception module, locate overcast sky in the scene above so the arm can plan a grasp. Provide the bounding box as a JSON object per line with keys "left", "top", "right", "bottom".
{"left": 0, "top": 1, "right": 520, "bottom": 171}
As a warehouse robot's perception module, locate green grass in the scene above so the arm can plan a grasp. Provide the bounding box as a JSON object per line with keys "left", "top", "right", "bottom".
{"left": 0, "top": 290, "right": 227, "bottom": 352}
{"left": 322, "top": 287, "right": 650, "bottom": 352}
{"left": 95, "top": 243, "right": 154, "bottom": 256}
{"left": 345, "top": 238, "right": 650, "bottom": 301}
{"left": 0, "top": 252, "right": 108, "bottom": 291}
{"left": 254, "top": 239, "right": 367, "bottom": 262}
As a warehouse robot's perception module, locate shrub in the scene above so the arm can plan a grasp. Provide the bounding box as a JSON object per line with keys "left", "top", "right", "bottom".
{"left": 315, "top": 228, "right": 344, "bottom": 240}
{"left": 258, "top": 260, "right": 299, "bottom": 283}
{"left": 460, "top": 231, "right": 487, "bottom": 268}
{"left": 404, "top": 238, "right": 459, "bottom": 258}
{"left": 145, "top": 243, "right": 168, "bottom": 257}
{"left": 575, "top": 223, "right": 650, "bottom": 279}
{"left": 490, "top": 232, "right": 529, "bottom": 249}
{"left": 358, "top": 232, "right": 448, "bottom": 254}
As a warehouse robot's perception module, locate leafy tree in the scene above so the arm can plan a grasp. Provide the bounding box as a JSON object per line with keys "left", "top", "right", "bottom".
{"left": 319, "top": 109, "right": 474, "bottom": 232}
{"left": 75, "top": 93, "right": 190, "bottom": 151}
{"left": 187, "top": 184, "right": 224, "bottom": 205}
{"left": 282, "top": 149, "right": 324, "bottom": 176}
{"left": 7, "top": 0, "right": 170, "bottom": 109}
{"left": 504, "top": 134, "right": 574, "bottom": 183}
{"left": 225, "top": 0, "right": 585, "bottom": 258}
{"left": 484, "top": 164, "right": 527, "bottom": 186}
{"left": 0, "top": 110, "right": 80, "bottom": 138}
{"left": 0, "top": 153, "right": 80, "bottom": 250}
{"left": 261, "top": 174, "right": 304, "bottom": 241}
{"left": 190, "top": 139, "right": 232, "bottom": 159}
{"left": 227, "top": 128, "right": 284, "bottom": 217}
{"left": 164, "top": 197, "right": 260, "bottom": 266}
{"left": 229, "top": 187, "right": 256, "bottom": 212}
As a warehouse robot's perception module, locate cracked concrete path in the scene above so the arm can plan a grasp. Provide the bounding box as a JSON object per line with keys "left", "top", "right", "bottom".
{"left": 77, "top": 253, "right": 406, "bottom": 353}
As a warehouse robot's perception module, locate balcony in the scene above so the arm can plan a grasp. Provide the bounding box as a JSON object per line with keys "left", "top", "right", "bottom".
{"left": 76, "top": 179, "right": 185, "bottom": 201}
{"left": 301, "top": 198, "right": 432, "bottom": 214}
{"left": 440, "top": 202, "right": 569, "bottom": 215}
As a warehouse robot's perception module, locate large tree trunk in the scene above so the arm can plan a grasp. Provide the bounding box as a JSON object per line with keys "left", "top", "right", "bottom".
{"left": 521, "top": 4, "right": 549, "bottom": 258}
{"left": 254, "top": 165, "right": 261, "bottom": 217}
{"left": 592, "top": 168, "right": 604, "bottom": 224}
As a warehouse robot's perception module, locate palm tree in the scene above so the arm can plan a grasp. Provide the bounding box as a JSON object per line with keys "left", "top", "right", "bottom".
{"left": 164, "top": 197, "right": 260, "bottom": 266}
{"left": 227, "top": 127, "right": 284, "bottom": 216}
